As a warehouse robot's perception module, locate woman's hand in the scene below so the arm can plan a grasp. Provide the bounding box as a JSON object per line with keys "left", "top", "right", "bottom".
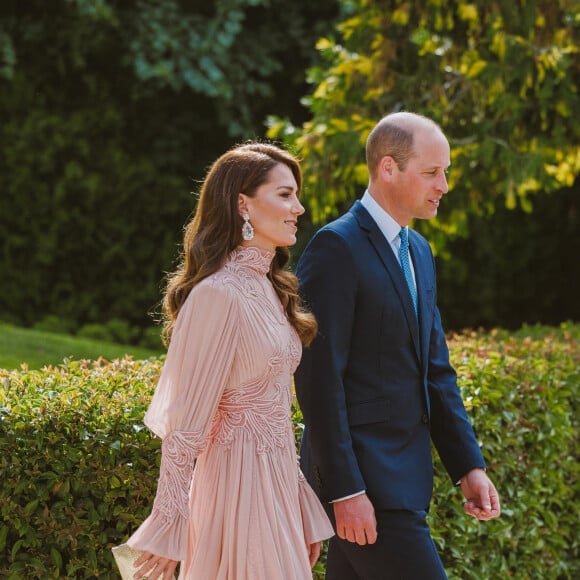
{"left": 133, "top": 551, "right": 178, "bottom": 580}
{"left": 307, "top": 541, "right": 321, "bottom": 568}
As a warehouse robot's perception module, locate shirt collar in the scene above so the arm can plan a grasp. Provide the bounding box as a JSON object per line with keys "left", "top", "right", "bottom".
{"left": 360, "top": 190, "right": 404, "bottom": 246}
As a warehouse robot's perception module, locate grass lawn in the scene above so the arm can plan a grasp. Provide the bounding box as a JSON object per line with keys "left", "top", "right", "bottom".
{"left": 0, "top": 322, "right": 164, "bottom": 370}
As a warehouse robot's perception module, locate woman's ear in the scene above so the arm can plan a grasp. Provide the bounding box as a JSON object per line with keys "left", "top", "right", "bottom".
{"left": 238, "top": 193, "right": 249, "bottom": 217}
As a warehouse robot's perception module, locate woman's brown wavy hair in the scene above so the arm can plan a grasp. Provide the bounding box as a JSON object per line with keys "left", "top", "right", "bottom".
{"left": 161, "top": 141, "right": 317, "bottom": 347}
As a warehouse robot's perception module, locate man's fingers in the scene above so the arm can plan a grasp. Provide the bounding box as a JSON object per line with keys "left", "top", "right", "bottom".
{"left": 339, "top": 525, "right": 378, "bottom": 545}
{"left": 464, "top": 500, "right": 500, "bottom": 521}
{"left": 354, "top": 529, "right": 367, "bottom": 545}
{"left": 463, "top": 499, "right": 481, "bottom": 517}
{"left": 333, "top": 493, "right": 378, "bottom": 544}
{"left": 365, "top": 526, "right": 378, "bottom": 545}
{"left": 489, "top": 486, "right": 501, "bottom": 515}
{"left": 346, "top": 527, "right": 357, "bottom": 544}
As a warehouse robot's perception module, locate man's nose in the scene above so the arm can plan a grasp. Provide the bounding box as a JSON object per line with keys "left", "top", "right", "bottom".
{"left": 438, "top": 172, "right": 449, "bottom": 194}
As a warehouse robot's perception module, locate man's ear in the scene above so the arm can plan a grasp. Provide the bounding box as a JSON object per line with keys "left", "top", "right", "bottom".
{"left": 378, "top": 156, "right": 396, "bottom": 181}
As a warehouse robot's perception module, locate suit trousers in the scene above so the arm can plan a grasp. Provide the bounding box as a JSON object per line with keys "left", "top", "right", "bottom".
{"left": 325, "top": 507, "right": 448, "bottom": 580}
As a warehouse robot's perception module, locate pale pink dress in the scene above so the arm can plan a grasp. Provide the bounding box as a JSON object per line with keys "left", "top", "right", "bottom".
{"left": 127, "top": 246, "right": 333, "bottom": 579}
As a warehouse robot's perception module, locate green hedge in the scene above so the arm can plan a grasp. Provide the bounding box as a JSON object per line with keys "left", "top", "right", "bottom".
{"left": 0, "top": 358, "right": 163, "bottom": 579}
{"left": 1, "top": 324, "right": 578, "bottom": 579}
{"left": 429, "top": 323, "right": 579, "bottom": 579}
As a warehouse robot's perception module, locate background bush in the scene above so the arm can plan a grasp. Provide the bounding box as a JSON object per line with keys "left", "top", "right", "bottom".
{"left": 0, "top": 358, "right": 163, "bottom": 579}
{"left": 0, "top": 0, "right": 341, "bottom": 333}
{"left": 0, "top": 324, "right": 578, "bottom": 579}
{"left": 429, "top": 322, "right": 579, "bottom": 579}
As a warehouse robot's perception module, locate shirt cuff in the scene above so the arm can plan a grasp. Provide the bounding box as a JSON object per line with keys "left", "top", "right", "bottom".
{"left": 331, "top": 490, "right": 366, "bottom": 503}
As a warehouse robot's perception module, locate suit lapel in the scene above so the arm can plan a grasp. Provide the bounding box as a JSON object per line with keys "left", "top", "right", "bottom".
{"left": 351, "top": 202, "right": 421, "bottom": 361}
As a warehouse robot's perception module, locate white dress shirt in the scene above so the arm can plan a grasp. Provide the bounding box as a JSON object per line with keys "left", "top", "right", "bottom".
{"left": 360, "top": 190, "right": 416, "bottom": 287}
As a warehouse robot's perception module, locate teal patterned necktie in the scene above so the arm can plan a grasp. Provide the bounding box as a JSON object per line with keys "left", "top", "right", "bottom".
{"left": 399, "top": 227, "right": 418, "bottom": 317}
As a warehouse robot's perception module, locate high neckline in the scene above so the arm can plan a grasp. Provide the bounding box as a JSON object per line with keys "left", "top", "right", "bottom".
{"left": 227, "top": 246, "right": 274, "bottom": 276}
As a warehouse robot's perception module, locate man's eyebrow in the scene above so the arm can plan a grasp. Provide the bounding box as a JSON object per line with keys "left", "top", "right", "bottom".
{"left": 423, "top": 164, "right": 450, "bottom": 170}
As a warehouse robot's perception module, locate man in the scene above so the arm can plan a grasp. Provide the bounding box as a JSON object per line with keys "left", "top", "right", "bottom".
{"left": 294, "top": 112, "right": 500, "bottom": 579}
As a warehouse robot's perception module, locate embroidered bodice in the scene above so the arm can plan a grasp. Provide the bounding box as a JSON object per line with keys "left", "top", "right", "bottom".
{"left": 225, "top": 245, "right": 274, "bottom": 276}
{"left": 128, "top": 244, "right": 311, "bottom": 561}
{"left": 209, "top": 245, "right": 301, "bottom": 453}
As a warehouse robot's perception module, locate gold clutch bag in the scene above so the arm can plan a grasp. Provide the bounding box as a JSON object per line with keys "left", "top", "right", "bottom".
{"left": 112, "top": 544, "right": 145, "bottom": 579}
{"left": 111, "top": 543, "right": 176, "bottom": 580}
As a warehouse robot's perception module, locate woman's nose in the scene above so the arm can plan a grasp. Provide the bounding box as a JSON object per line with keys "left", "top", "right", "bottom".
{"left": 294, "top": 199, "right": 305, "bottom": 215}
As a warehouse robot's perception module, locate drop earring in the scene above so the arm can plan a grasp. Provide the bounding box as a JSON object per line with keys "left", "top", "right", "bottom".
{"left": 242, "top": 213, "right": 254, "bottom": 241}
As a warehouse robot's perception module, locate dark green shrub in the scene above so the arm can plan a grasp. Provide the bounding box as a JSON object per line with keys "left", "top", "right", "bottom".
{"left": 0, "top": 358, "right": 164, "bottom": 579}
{"left": 103, "top": 319, "right": 140, "bottom": 346}
{"left": 137, "top": 326, "right": 164, "bottom": 351}
{"left": 429, "top": 322, "right": 579, "bottom": 579}
{"left": 32, "top": 315, "right": 76, "bottom": 336}
{"left": 0, "top": 0, "right": 343, "bottom": 334}
{"left": 76, "top": 323, "right": 115, "bottom": 343}
{"left": 77, "top": 320, "right": 154, "bottom": 347}
{"left": 0, "top": 324, "right": 577, "bottom": 579}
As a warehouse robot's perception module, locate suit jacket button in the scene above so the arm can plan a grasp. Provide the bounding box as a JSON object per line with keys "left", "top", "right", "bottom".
{"left": 421, "top": 413, "right": 429, "bottom": 424}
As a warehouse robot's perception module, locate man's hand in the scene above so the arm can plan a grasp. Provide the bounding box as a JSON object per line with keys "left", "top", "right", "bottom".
{"left": 333, "top": 493, "right": 378, "bottom": 545}
{"left": 460, "top": 468, "right": 501, "bottom": 521}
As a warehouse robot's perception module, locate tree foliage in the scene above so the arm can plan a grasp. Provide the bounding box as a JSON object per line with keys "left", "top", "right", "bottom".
{"left": 1, "top": 0, "right": 340, "bottom": 136}
{"left": 268, "top": 0, "right": 580, "bottom": 251}
{"left": 1, "top": 0, "right": 578, "bottom": 331}
{"left": 0, "top": 0, "right": 340, "bottom": 329}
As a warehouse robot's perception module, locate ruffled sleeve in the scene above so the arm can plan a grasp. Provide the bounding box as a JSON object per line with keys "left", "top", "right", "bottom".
{"left": 297, "top": 468, "right": 335, "bottom": 544}
{"left": 127, "top": 279, "right": 239, "bottom": 561}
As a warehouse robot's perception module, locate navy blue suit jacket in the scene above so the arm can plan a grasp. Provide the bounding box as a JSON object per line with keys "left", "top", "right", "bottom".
{"left": 294, "top": 201, "right": 485, "bottom": 511}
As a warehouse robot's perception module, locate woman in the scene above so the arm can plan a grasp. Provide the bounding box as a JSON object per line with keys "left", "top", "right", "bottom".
{"left": 126, "top": 141, "right": 334, "bottom": 579}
